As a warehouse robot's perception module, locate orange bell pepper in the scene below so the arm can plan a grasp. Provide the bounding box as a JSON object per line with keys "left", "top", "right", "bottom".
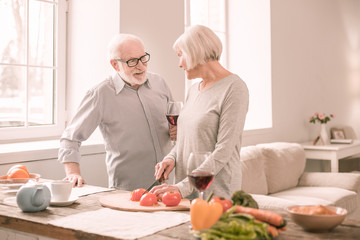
{"left": 190, "top": 198, "right": 223, "bottom": 231}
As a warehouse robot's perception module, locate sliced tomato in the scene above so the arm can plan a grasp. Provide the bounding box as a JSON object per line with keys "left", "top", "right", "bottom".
{"left": 210, "top": 196, "right": 233, "bottom": 213}
{"left": 130, "top": 188, "right": 147, "bottom": 201}
{"left": 140, "top": 193, "right": 158, "bottom": 206}
{"left": 162, "top": 192, "right": 181, "bottom": 207}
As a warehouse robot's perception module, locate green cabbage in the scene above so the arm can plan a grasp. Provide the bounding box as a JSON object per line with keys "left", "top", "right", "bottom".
{"left": 231, "top": 190, "right": 259, "bottom": 209}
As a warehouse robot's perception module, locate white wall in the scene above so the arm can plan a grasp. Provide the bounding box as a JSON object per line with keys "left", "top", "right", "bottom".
{"left": 0, "top": 153, "right": 108, "bottom": 187}
{"left": 67, "top": 0, "right": 119, "bottom": 119}
{"left": 243, "top": 0, "right": 360, "bottom": 146}
{"left": 118, "top": 0, "right": 185, "bottom": 101}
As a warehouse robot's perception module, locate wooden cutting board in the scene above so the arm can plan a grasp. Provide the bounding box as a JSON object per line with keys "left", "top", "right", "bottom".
{"left": 100, "top": 192, "right": 190, "bottom": 212}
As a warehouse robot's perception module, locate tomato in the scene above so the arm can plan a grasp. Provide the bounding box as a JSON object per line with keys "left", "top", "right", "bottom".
{"left": 130, "top": 188, "right": 147, "bottom": 201}
{"left": 162, "top": 192, "right": 181, "bottom": 207}
{"left": 140, "top": 193, "right": 158, "bottom": 206}
{"left": 210, "top": 196, "right": 233, "bottom": 213}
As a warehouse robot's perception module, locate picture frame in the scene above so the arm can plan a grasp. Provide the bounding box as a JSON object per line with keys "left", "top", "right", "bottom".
{"left": 331, "top": 128, "right": 346, "bottom": 139}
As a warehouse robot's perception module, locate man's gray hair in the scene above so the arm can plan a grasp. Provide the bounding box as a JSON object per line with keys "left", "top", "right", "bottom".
{"left": 108, "top": 34, "right": 145, "bottom": 60}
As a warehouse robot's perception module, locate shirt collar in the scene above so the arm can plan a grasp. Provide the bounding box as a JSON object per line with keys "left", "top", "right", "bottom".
{"left": 112, "top": 73, "right": 151, "bottom": 94}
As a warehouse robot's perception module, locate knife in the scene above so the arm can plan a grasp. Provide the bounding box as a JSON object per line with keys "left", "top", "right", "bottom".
{"left": 143, "top": 174, "right": 165, "bottom": 195}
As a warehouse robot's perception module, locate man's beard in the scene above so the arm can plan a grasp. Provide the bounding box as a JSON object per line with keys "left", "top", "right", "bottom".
{"left": 119, "top": 71, "right": 147, "bottom": 86}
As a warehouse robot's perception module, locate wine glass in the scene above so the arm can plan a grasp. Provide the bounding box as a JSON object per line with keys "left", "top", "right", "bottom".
{"left": 187, "top": 152, "right": 215, "bottom": 200}
{"left": 166, "top": 101, "right": 183, "bottom": 144}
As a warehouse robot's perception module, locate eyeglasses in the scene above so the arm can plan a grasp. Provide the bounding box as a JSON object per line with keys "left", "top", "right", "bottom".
{"left": 116, "top": 53, "right": 150, "bottom": 67}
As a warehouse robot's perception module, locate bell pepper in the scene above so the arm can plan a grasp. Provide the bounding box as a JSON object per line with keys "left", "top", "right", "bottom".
{"left": 190, "top": 198, "right": 223, "bottom": 231}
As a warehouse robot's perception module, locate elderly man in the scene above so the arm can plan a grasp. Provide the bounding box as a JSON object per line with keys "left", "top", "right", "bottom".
{"left": 58, "top": 34, "right": 175, "bottom": 190}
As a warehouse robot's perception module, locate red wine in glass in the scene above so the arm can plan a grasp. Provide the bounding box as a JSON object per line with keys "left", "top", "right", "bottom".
{"left": 166, "top": 114, "right": 179, "bottom": 126}
{"left": 187, "top": 152, "right": 214, "bottom": 199}
{"left": 188, "top": 171, "right": 214, "bottom": 191}
{"left": 167, "top": 101, "right": 183, "bottom": 145}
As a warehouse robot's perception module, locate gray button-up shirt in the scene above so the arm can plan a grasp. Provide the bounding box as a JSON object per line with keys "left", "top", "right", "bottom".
{"left": 58, "top": 72, "right": 173, "bottom": 190}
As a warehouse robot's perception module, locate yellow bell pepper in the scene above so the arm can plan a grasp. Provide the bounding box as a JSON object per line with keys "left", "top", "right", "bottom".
{"left": 190, "top": 198, "right": 223, "bottom": 230}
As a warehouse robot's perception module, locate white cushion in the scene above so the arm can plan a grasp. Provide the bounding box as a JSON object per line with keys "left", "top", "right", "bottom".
{"left": 270, "top": 186, "right": 357, "bottom": 214}
{"left": 240, "top": 146, "right": 268, "bottom": 194}
{"left": 251, "top": 194, "right": 298, "bottom": 210}
{"left": 299, "top": 172, "right": 360, "bottom": 192}
{"left": 257, "top": 142, "right": 306, "bottom": 194}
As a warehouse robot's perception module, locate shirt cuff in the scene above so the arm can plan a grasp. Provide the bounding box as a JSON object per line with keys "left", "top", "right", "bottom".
{"left": 163, "top": 155, "right": 176, "bottom": 167}
{"left": 58, "top": 148, "right": 81, "bottom": 163}
{"left": 175, "top": 178, "right": 193, "bottom": 198}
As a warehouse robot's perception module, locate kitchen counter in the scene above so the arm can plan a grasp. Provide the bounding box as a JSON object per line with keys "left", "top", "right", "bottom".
{"left": 0, "top": 188, "right": 192, "bottom": 240}
{"left": 1, "top": 187, "right": 360, "bottom": 240}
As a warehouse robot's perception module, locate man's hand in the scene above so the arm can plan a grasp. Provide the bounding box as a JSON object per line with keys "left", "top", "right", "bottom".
{"left": 63, "top": 162, "right": 86, "bottom": 187}
{"left": 169, "top": 125, "right": 177, "bottom": 141}
{"left": 155, "top": 158, "right": 175, "bottom": 181}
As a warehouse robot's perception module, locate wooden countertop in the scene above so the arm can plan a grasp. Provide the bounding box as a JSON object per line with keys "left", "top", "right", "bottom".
{"left": 0, "top": 189, "right": 193, "bottom": 240}
{"left": 1, "top": 188, "right": 360, "bottom": 240}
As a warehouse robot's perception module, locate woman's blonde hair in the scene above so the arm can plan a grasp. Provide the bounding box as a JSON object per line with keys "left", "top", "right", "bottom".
{"left": 173, "top": 25, "right": 222, "bottom": 70}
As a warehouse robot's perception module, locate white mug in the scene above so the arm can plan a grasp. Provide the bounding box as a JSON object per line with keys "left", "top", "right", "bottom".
{"left": 50, "top": 180, "right": 72, "bottom": 202}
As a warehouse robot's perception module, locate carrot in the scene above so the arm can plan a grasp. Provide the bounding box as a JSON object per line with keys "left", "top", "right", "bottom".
{"left": 266, "top": 224, "right": 279, "bottom": 237}
{"left": 235, "top": 205, "right": 285, "bottom": 227}
{"left": 254, "top": 219, "right": 279, "bottom": 237}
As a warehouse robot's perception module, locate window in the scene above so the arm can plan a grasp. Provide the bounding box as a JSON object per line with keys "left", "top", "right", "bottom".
{"left": 185, "top": 0, "right": 227, "bottom": 91}
{"left": 186, "top": 0, "right": 272, "bottom": 131}
{"left": 0, "top": 0, "right": 66, "bottom": 142}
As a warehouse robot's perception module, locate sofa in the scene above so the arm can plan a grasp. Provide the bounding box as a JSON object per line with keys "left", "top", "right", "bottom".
{"left": 239, "top": 142, "right": 360, "bottom": 220}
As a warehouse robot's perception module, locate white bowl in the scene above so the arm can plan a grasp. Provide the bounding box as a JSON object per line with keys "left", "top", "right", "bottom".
{"left": 286, "top": 205, "right": 347, "bottom": 232}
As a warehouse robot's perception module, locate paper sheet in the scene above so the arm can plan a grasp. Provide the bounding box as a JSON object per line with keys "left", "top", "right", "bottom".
{"left": 70, "top": 184, "right": 114, "bottom": 197}
{"left": 49, "top": 208, "right": 190, "bottom": 239}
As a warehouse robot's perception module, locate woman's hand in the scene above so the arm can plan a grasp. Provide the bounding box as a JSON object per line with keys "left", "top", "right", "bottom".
{"left": 155, "top": 158, "right": 175, "bottom": 181}
{"left": 149, "top": 184, "right": 181, "bottom": 200}
{"left": 169, "top": 125, "right": 177, "bottom": 141}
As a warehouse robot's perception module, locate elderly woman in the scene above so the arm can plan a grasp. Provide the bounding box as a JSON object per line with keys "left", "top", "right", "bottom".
{"left": 151, "top": 25, "right": 249, "bottom": 199}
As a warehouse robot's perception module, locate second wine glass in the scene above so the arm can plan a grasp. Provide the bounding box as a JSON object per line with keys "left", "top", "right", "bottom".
{"left": 187, "top": 152, "right": 215, "bottom": 200}
{"left": 166, "top": 101, "right": 183, "bottom": 126}
{"left": 166, "top": 101, "right": 183, "bottom": 145}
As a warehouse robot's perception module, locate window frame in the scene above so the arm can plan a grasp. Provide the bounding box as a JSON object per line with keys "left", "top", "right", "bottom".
{"left": 0, "top": 0, "right": 66, "bottom": 143}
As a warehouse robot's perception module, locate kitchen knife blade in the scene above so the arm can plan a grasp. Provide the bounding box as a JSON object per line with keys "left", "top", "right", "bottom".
{"left": 143, "top": 175, "right": 165, "bottom": 194}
